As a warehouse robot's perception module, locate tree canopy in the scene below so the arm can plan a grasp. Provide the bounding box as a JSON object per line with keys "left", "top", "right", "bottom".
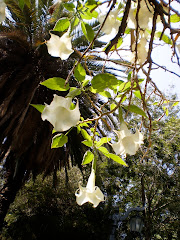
{"left": 0, "top": 0, "right": 180, "bottom": 238}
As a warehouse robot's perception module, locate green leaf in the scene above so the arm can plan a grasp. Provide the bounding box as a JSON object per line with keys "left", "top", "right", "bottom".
{"left": 99, "top": 91, "right": 112, "bottom": 98}
{"left": 118, "top": 78, "right": 144, "bottom": 93}
{"left": 82, "top": 140, "right": 93, "bottom": 147}
{"left": 30, "top": 104, "right": 45, "bottom": 113}
{"left": 107, "top": 153, "right": 128, "bottom": 166}
{"left": 70, "top": 102, "right": 75, "bottom": 110}
{"left": 41, "top": 78, "right": 69, "bottom": 91}
{"left": 80, "top": 12, "right": 92, "bottom": 20}
{"left": 82, "top": 79, "right": 89, "bottom": 87}
{"left": 81, "top": 22, "right": 94, "bottom": 42}
{"left": 80, "top": 7, "right": 98, "bottom": 20}
{"left": 91, "top": 73, "right": 118, "bottom": 92}
{"left": 118, "top": 81, "right": 131, "bottom": 92}
{"left": 18, "top": 0, "right": 24, "bottom": 10}
{"left": 81, "top": 129, "right": 92, "bottom": 142}
{"left": 110, "top": 103, "right": 117, "bottom": 111}
{"left": 66, "top": 87, "right": 81, "bottom": 98}
{"left": 82, "top": 151, "right": 94, "bottom": 165}
{"left": 122, "top": 104, "right": 147, "bottom": 118}
{"left": 24, "top": 0, "right": 31, "bottom": 8}
{"left": 74, "top": 63, "right": 86, "bottom": 82}
{"left": 156, "top": 32, "right": 172, "bottom": 45}
{"left": 133, "top": 90, "right": 142, "bottom": 99}
{"left": 53, "top": 18, "right": 70, "bottom": 32}
{"left": 95, "top": 137, "right": 111, "bottom": 148}
{"left": 98, "top": 146, "right": 127, "bottom": 166}
{"left": 170, "top": 14, "right": 180, "bottom": 23}
{"left": 98, "top": 146, "right": 110, "bottom": 155}
{"left": 51, "top": 134, "right": 68, "bottom": 149}
{"left": 71, "top": 17, "right": 79, "bottom": 29}
{"left": 110, "top": 38, "right": 123, "bottom": 51}
{"left": 172, "top": 101, "right": 179, "bottom": 107}
{"left": 64, "top": 3, "right": 75, "bottom": 11}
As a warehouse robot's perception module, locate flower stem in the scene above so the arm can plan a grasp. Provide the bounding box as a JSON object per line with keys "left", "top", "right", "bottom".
{"left": 92, "top": 149, "right": 97, "bottom": 172}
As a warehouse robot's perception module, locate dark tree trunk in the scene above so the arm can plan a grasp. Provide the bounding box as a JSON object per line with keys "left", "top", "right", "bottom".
{"left": 0, "top": 163, "right": 26, "bottom": 230}
{"left": 141, "top": 175, "right": 152, "bottom": 240}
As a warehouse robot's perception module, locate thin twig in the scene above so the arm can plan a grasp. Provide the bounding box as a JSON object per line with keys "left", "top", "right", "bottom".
{"left": 152, "top": 61, "right": 180, "bottom": 78}
{"left": 65, "top": 0, "right": 117, "bottom": 85}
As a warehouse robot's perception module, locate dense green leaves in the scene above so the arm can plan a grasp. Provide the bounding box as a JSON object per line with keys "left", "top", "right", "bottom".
{"left": 41, "top": 78, "right": 69, "bottom": 91}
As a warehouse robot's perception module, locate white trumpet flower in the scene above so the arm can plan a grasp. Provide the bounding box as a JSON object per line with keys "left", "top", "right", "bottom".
{"left": 128, "top": 0, "right": 153, "bottom": 29}
{"left": 130, "top": 36, "right": 148, "bottom": 64}
{"left": 46, "top": 31, "right": 74, "bottom": 60}
{"left": 41, "top": 95, "right": 80, "bottom": 132}
{"left": 137, "top": 37, "right": 148, "bottom": 64}
{"left": 112, "top": 122, "right": 143, "bottom": 156}
{"left": 97, "top": 9, "right": 120, "bottom": 35}
{"left": 75, "top": 169, "right": 105, "bottom": 208}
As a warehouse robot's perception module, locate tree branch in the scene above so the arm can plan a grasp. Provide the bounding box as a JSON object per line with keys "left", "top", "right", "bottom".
{"left": 105, "top": 0, "right": 131, "bottom": 55}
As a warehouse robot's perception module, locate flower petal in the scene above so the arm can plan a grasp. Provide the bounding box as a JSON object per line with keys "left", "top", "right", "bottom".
{"left": 98, "top": 9, "right": 120, "bottom": 36}
{"left": 111, "top": 138, "right": 126, "bottom": 155}
{"left": 94, "top": 186, "right": 106, "bottom": 201}
{"left": 119, "top": 122, "right": 131, "bottom": 138}
{"left": 87, "top": 188, "right": 105, "bottom": 208}
{"left": 121, "top": 136, "right": 138, "bottom": 155}
{"left": 46, "top": 33, "right": 62, "bottom": 58}
{"left": 86, "top": 168, "right": 96, "bottom": 192}
{"left": 132, "top": 130, "right": 144, "bottom": 144}
{"left": 137, "top": 37, "right": 148, "bottom": 64}
{"left": 75, "top": 185, "right": 89, "bottom": 206}
{"left": 46, "top": 32, "right": 74, "bottom": 60}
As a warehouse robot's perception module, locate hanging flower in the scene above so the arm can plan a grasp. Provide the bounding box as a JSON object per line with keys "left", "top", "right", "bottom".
{"left": 137, "top": 36, "right": 148, "bottom": 64}
{"left": 130, "top": 36, "right": 148, "bottom": 65}
{"left": 41, "top": 95, "right": 80, "bottom": 132}
{"left": 97, "top": 9, "right": 120, "bottom": 35}
{"left": 46, "top": 31, "right": 74, "bottom": 60}
{"left": 111, "top": 122, "right": 143, "bottom": 156}
{"left": 75, "top": 169, "right": 105, "bottom": 208}
{"left": 128, "top": 0, "right": 153, "bottom": 30}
